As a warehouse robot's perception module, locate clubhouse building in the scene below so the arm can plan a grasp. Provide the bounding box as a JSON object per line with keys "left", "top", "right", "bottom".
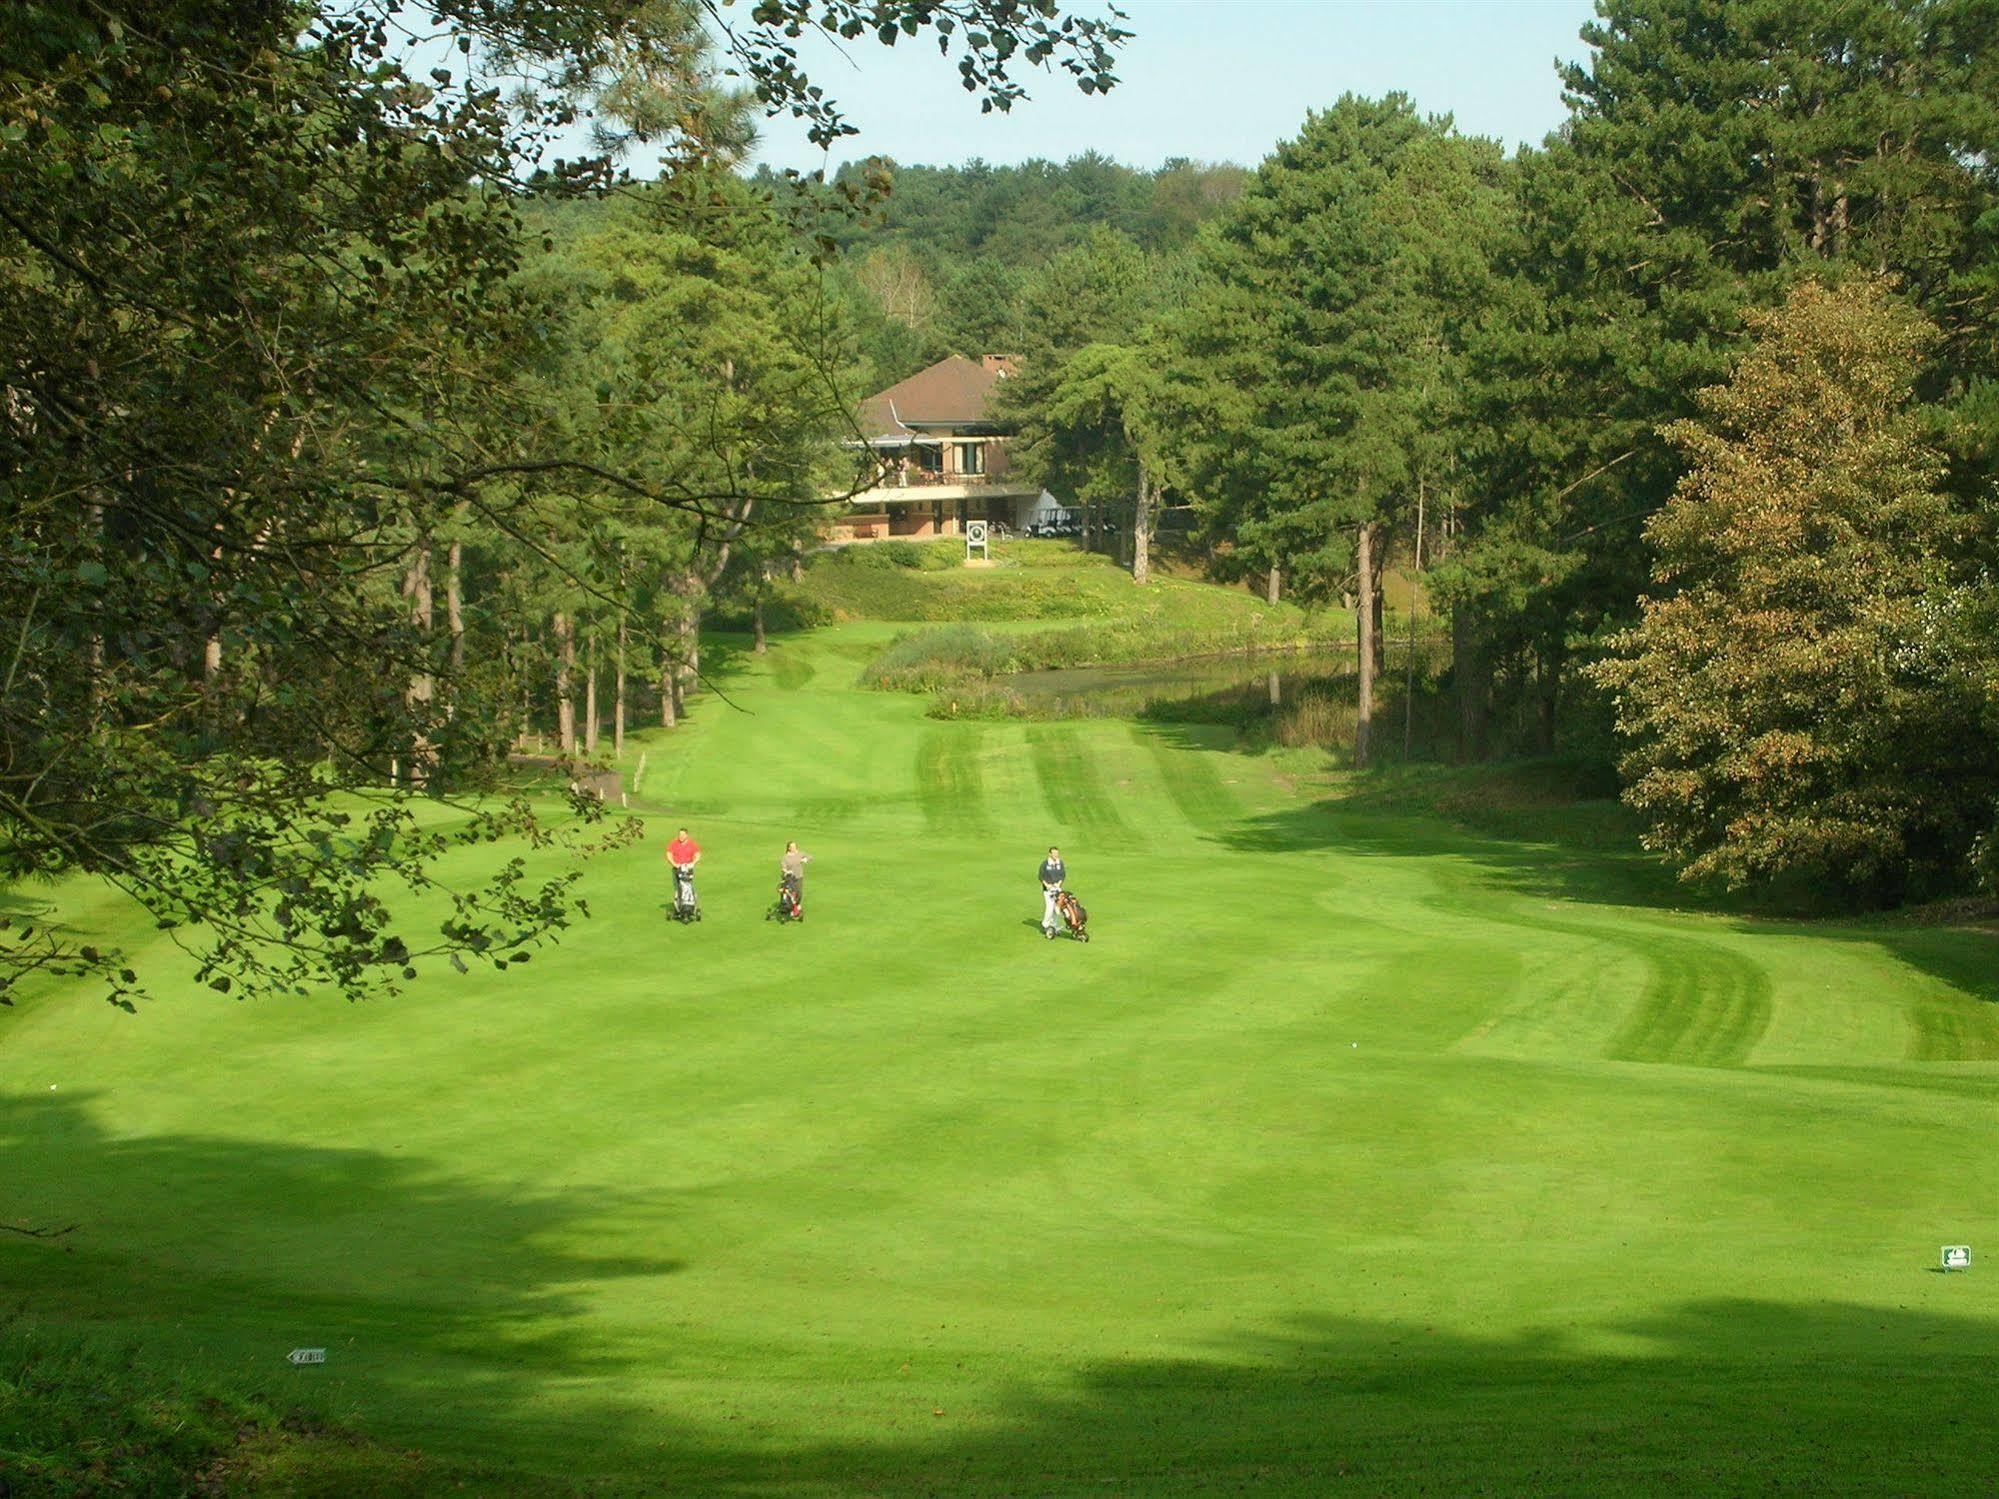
{"left": 830, "top": 354, "right": 1058, "bottom": 542}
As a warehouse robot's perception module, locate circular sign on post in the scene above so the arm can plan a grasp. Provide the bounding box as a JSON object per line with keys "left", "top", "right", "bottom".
{"left": 966, "top": 520, "right": 990, "bottom": 560}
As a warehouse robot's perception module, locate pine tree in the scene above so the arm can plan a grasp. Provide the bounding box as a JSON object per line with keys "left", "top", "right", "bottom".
{"left": 1160, "top": 96, "right": 1507, "bottom": 763}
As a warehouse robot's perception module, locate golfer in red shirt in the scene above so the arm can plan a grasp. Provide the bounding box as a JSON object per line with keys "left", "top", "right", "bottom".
{"left": 666, "top": 827, "right": 702, "bottom": 922}
{"left": 666, "top": 828, "right": 701, "bottom": 870}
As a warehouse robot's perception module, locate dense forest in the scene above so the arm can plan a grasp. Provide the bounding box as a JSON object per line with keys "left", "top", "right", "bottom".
{"left": 6, "top": 0, "right": 1999, "bottom": 1014}
{"left": 748, "top": 155, "right": 1246, "bottom": 387}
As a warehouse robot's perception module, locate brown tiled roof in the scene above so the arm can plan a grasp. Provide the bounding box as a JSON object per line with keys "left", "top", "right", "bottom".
{"left": 859, "top": 354, "right": 1015, "bottom": 438}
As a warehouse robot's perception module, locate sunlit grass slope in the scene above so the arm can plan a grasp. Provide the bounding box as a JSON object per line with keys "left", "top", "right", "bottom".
{"left": 5, "top": 605, "right": 1998, "bottom": 1494}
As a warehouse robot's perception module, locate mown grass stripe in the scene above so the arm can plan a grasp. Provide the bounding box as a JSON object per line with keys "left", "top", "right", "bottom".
{"left": 1133, "top": 724, "right": 1238, "bottom": 832}
{"left": 1903, "top": 995, "right": 1999, "bottom": 1062}
{"left": 1608, "top": 938, "right": 1773, "bottom": 1066}
{"left": 1028, "top": 725, "right": 1138, "bottom": 844}
{"left": 915, "top": 724, "right": 990, "bottom": 836}
{"left": 767, "top": 643, "right": 816, "bottom": 691}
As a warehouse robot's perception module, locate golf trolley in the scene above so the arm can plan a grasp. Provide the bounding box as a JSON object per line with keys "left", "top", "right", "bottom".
{"left": 671, "top": 864, "right": 701, "bottom": 924}
{"left": 1053, "top": 889, "right": 1089, "bottom": 942}
{"left": 767, "top": 873, "right": 803, "bottom": 924}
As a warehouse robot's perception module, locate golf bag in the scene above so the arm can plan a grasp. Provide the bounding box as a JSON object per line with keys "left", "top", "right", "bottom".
{"left": 768, "top": 872, "right": 803, "bottom": 923}
{"left": 1054, "top": 889, "right": 1089, "bottom": 942}
{"left": 671, "top": 864, "right": 701, "bottom": 923}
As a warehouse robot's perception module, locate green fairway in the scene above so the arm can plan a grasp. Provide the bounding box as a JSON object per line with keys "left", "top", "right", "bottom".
{"left": 5, "top": 621, "right": 1998, "bottom": 1494}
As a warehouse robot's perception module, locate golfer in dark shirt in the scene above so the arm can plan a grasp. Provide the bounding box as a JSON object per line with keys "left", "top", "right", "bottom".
{"left": 1039, "top": 846, "right": 1066, "bottom": 939}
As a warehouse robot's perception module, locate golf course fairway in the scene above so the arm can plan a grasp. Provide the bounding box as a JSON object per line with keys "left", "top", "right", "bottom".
{"left": 5, "top": 618, "right": 1998, "bottom": 1494}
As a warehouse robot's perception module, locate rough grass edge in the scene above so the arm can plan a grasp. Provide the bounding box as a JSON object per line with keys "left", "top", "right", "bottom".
{"left": 0, "top": 1321, "right": 548, "bottom": 1497}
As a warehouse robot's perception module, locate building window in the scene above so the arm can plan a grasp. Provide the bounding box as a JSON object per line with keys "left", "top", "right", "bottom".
{"left": 916, "top": 443, "right": 944, "bottom": 478}
{"left": 955, "top": 441, "right": 985, "bottom": 476}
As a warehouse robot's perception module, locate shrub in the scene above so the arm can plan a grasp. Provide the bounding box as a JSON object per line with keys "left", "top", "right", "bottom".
{"left": 861, "top": 612, "right": 1323, "bottom": 689}
{"left": 708, "top": 586, "right": 833, "bottom": 633}
{"left": 1272, "top": 688, "right": 1358, "bottom": 749}
{"left": 834, "top": 539, "right": 957, "bottom": 571}
{"left": 859, "top": 625, "right": 1025, "bottom": 690}
{"left": 926, "top": 683, "right": 1042, "bottom": 720}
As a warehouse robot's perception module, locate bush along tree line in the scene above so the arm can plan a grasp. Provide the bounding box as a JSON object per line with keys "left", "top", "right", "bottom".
{"left": 912, "top": 0, "right": 1993, "bottom": 909}
{"left": 0, "top": 0, "right": 1131, "bottom": 1006}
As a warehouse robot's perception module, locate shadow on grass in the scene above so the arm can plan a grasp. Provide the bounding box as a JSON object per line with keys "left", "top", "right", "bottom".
{"left": 0, "top": 1087, "right": 682, "bottom": 1471}
{"left": 1132, "top": 722, "right": 1999, "bottom": 1023}
{"left": 0, "top": 888, "right": 82, "bottom": 938}
{"left": 7, "top": 1087, "right": 1998, "bottom": 1492}
{"left": 711, "top": 1300, "right": 1999, "bottom": 1496}
{"left": 696, "top": 632, "right": 760, "bottom": 689}
{"left": 1220, "top": 792, "right": 1999, "bottom": 1012}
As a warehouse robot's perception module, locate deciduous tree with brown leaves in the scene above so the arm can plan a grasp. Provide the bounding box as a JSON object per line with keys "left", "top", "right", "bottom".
{"left": 1593, "top": 278, "right": 1997, "bottom": 906}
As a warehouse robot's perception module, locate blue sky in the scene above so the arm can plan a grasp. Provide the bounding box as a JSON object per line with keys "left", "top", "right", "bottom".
{"left": 746, "top": 0, "right": 1603, "bottom": 173}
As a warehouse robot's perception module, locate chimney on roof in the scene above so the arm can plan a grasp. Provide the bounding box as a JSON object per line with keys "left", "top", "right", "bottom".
{"left": 981, "top": 354, "right": 1018, "bottom": 377}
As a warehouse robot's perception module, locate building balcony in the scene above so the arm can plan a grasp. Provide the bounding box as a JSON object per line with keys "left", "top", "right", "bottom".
{"left": 870, "top": 467, "right": 1016, "bottom": 489}
{"left": 848, "top": 478, "right": 1038, "bottom": 506}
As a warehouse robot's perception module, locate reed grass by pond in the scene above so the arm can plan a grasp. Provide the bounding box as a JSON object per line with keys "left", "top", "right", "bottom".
{"left": 924, "top": 643, "right": 1458, "bottom": 761}
{"left": 856, "top": 607, "right": 1334, "bottom": 689}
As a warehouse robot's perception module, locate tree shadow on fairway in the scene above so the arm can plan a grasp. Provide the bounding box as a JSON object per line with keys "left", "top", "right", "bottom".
{"left": 1214, "top": 786, "right": 1999, "bottom": 1036}
{"left": 10, "top": 1085, "right": 1999, "bottom": 1492}
{"left": 1219, "top": 791, "right": 1677, "bottom": 909}
{"left": 0, "top": 887, "right": 89, "bottom": 941}
{"left": 649, "top": 1297, "right": 1999, "bottom": 1496}
{"left": 696, "top": 632, "right": 759, "bottom": 690}
{"left": 0, "top": 1088, "right": 685, "bottom": 1461}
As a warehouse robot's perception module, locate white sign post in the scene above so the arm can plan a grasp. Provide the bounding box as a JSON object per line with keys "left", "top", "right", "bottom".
{"left": 1941, "top": 1245, "right": 1972, "bottom": 1271}
{"left": 966, "top": 519, "right": 989, "bottom": 561}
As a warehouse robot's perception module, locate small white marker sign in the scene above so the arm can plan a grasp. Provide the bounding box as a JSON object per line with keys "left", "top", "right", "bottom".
{"left": 1941, "top": 1245, "right": 1972, "bottom": 1271}
{"left": 966, "top": 520, "right": 989, "bottom": 560}
{"left": 287, "top": 1348, "right": 327, "bottom": 1365}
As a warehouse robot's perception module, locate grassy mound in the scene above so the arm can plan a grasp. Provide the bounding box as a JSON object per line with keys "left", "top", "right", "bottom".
{"left": 787, "top": 538, "right": 1284, "bottom": 624}
{"left": 841, "top": 547, "right": 1324, "bottom": 691}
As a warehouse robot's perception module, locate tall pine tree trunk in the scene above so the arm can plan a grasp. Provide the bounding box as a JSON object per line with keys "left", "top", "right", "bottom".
{"left": 445, "top": 539, "right": 464, "bottom": 674}
{"left": 1355, "top": 522, "right": 1377, "bottom": 769}
{"left": 614, "top": 609, "right": 627, "bottom": 756}
{"left": 1403, "top": 479, "right": 1425, "bottom": 761}
{"left": 402, "top": 536, "right": 435, "bottom": 787}
{"left": 553, "top": 610, "right": 575, "bottom": 755}
{"left": 660, "top": 649, "right": 677, "bottom": 728}
{"left": 1369, "top": 552, "right": 1386, "bottom": 680}
{"left": 1132, "top": 464, "right": 1154, "bottom": 586}
{"left": 661, "top": 572, "right": 700, "bottom": 722}
{"left": 753, "top": 564, "right": 768, "bottom": 654}
{"left": 584, "top": 633, "right": 599, "bottom": 755}
{"left": 676, "top": 602, "right": 697, "bottom": 716}
{"left": 1266, "top": 563, "right": 1281, "bottom": 605}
